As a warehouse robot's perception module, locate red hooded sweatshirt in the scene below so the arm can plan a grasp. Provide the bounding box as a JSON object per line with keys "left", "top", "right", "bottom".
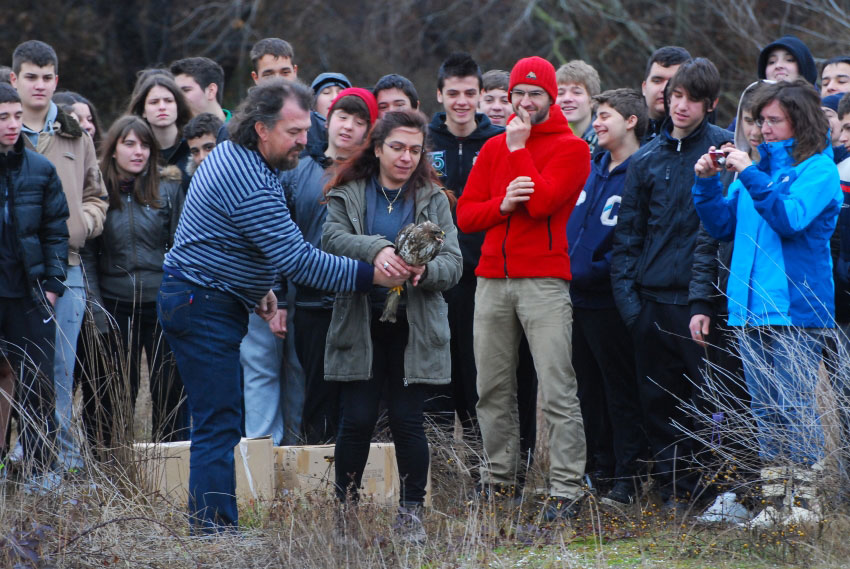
{"left": 456, "top": 104, "right": 590, "bottom": 280}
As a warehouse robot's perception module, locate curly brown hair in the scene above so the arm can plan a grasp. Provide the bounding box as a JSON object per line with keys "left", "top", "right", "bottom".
{"left": 750, "top": 79, "right": 829, "bottom": 165}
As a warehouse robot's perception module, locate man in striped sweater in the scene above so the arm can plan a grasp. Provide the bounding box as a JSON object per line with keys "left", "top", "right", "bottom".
{"left": 156, "top": 79, "right": 407, "bottom": 533}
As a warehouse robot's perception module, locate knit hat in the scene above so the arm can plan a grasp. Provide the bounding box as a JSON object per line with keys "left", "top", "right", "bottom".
{"left": 311, "top": 72, "right": 352, "bottom": 98}
{"left": 822, "top": 93, "right": 844, "bottom": 113}
{"left": 328, "top": 87, "right": 379, "bottom": 125}
{"left": 509, "top": 56, "right": 557, "bottom": 102}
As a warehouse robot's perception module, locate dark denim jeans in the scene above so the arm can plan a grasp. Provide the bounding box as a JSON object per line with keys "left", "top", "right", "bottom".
{"left": 156, "top": 274, "right": 248, "bottom": 532}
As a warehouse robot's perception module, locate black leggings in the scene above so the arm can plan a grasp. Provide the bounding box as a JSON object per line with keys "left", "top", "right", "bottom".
{"left": 334, "top": 315, "right": 429, "bottom": 505}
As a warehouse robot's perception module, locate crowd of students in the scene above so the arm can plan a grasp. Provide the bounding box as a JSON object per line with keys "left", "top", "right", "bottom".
{"left": 1, "top": 33, "right": 849, "bottom": 541}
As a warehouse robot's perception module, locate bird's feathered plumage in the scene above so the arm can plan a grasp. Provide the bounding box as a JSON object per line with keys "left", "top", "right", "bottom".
{"left": 379, "top": 221, "right": 445, "bottom": 322}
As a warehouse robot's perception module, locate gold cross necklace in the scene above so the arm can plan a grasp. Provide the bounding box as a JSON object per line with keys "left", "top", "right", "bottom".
{"left": 378, "top": 184, "right": 403, "bottom": 213}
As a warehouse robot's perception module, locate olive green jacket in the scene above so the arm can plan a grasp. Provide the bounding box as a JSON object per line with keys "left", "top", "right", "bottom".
{"left": 322, "top": 178, "right": 461, "bottom": 384}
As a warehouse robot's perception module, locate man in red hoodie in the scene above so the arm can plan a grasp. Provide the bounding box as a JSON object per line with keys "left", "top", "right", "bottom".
{"left": 457, "top": 56, "right": 591, "bottom": 521}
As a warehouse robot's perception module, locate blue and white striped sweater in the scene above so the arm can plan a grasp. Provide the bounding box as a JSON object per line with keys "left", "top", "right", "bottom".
{"left": 164, "top": 141, "right": 370, "bottom": 306}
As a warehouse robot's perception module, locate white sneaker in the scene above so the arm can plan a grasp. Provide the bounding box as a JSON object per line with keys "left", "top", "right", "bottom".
{"left": 744, "top": 505, "right": 784, "bottom": 528}
{"left": 697, "top": 492, "right": 750, "bottom": 524}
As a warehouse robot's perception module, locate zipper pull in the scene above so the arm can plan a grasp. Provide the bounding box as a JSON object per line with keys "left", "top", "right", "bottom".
{"left": 458, "top": 142, "right": 463, "bottom": 159}
{"left": 665, "top": 166, "right": 671, "bottom": 181}
{"left": 403, "top": 377, "right": 409, "bottom": 387}
{"left": 676, "top": 139, "right": 682, "bottom": 152}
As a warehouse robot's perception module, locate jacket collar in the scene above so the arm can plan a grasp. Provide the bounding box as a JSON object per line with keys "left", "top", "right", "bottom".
{"left": 756, "top": 137, "right": 796, "bottom": 172}
{"left": 428, "top": 111, "right": 503, "bottom": 141}
{"left": 0, "top": 137, "right": 25, "bottom": 170}
{"left": 661, "top": 115, "right": 710, "bottom": 148}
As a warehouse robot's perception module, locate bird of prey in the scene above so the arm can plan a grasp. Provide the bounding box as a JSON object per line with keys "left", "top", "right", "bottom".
{"left": 379, "top": 221, "right": 445, "bottom": 323}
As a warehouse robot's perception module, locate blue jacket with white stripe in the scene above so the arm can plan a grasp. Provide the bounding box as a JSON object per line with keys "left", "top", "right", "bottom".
{"left": 567, "top": 150, "right": 631, "bottom": 309}
{"left": 692, "top": 138, "right": 841, "bottom": 328}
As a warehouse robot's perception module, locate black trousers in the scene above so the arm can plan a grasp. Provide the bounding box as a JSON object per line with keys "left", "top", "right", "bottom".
{"left": 445, "top": 272, "right": 538, "bottom": 465}
{"left": 632, "top": 300, "right": 706, "bottom": 500}
{"left": 0, "top": 295, "right": 56, "bottom": 471}
{"left": 334, "top": 315, "right": 429, "bottom": 504}
{"left": 295, "top": 307, "right": 337, "bottom": 444}
{"left": 573, "top": 306, "right": 647, "bottom": 480}
{"left": 82, "top": 298, "right": 187, "bottom": 450}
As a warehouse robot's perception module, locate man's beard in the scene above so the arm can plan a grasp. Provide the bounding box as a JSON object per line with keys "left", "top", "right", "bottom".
{"left": 530, "top": 106, "right": 549, "bottom": 125}
{"left": 269, "top": 144, "right": 304, "bottom": 170}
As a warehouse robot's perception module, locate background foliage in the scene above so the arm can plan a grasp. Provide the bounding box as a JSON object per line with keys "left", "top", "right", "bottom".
{"left": 1, "top": 0, "right": 849, "bottom": 132}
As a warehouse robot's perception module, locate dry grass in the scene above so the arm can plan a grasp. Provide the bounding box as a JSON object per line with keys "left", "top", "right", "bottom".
{"left": 5, "top": 320, "right": 850, "bottom": 567}
{"left": 1, "top": 418, "right": 849, "bottom": 568}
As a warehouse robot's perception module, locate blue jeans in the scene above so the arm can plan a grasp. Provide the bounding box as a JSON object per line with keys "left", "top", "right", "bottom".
{"left": 240, "top": 290, "right": 305, "bottom": 445}
{"left": 156, "top": 274, "right": 248, "bottom": 532}
{"left": 739, "top": 327, "right": 826, "bottom": 466}
{"left": 54, "top": 264, "right": 86, "bottom": 471}
{"left": 240, "top": 312, "right": 285, "bottom": 444}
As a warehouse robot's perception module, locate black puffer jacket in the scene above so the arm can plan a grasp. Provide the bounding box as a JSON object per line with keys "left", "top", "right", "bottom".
{"left": 93, "top": 166, "right": 185, "bottom": 304}
{"left": 0, "top": 138, "right": 69, "bottom": 301}
{"left": 611, "top": 117, "right": 732, "bottom": 327}
{"left": 427, "top": 112, "right": 503, "bottom": 271}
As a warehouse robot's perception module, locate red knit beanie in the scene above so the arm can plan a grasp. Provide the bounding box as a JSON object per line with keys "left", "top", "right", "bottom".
{"left": 328, "top": 87, "right": 379, "bottom": 125}
{"left": 509, "top": 56, "right": 557, "bottom": 102}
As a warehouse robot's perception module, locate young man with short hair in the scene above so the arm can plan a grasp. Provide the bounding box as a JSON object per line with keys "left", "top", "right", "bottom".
{"left": 0, "top": 82, "right": 69, "bottom": 492}
{"left": 457, "top": 56, "right": 591, "bottom": 521}
{"left": 611, "top": 58, "right": 732, "bottom": 512}
{"left": 822, "top": 56, "right": 850, "bottom": 98}
{"left": 11, "top": 40, "right": 108, "bottom": 476}
{"left": 566, "top": 88, "right": 648, "bottom": 505}
{"left": 479, "top": 69, "right": 510, "bottom": 127}
{"left": 282, "top": 87, "right": 378, "bottom": 444}
{"left": 170, "top": 57, "right": 229, "bottom": 123}
{"left": 556, "top": 60, "right": 601, "bottom": 154}
{"left": 641, "top": 46, "right": 691, "bottom": 143}
{"left": 183, "top": 112, "right": 223, "bottom": 168}
{"left": 373, "top": 74, "right": 420, "bottom": 118}
{"left": 249, "top": 38, "right": 297, "bottom": 84}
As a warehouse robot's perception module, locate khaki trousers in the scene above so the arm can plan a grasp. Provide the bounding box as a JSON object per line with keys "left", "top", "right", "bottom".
{"left": 474, "top": 277, "right": 586, "bottom": 498}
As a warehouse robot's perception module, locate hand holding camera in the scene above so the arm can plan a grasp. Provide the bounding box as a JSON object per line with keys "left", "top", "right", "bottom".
{"left": 695, "top": 145, "right": 753, "bottom": 178}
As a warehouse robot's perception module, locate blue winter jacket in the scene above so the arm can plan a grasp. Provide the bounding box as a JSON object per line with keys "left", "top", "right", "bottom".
{"left": 692, "top": 138, "right": 841, "bottom": 328}
{"left": 567, "top": 151, "right": 630, "bottom": 309}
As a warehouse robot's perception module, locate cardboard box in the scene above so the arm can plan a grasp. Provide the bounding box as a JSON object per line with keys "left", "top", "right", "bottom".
{"left": 273, "top": 443, "right": 431, "bottom": 506}
{"left": 134, "top": 437, "right": 274, "bottom": 505}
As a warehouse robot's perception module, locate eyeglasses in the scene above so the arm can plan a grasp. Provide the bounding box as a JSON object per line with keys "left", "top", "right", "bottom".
{"left": 755, "top": 117, "right": 786, "bottom": 129}
{"left": 383, "top": 142, "right": 423, "bottom": 157}
{"left": 511, "top": 89, "right": 548, "bottom": 101}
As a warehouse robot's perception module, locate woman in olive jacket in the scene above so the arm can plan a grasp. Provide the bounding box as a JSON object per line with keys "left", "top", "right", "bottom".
{"left": 82, "top": 116, "right": 186, "bottom": 453}
{"left": 322, "top": 110, "right": 461, "bottom": 540}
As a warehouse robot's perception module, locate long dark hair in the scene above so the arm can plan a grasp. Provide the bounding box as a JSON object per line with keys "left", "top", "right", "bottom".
{"left": 325, "top": 110, "right": 439, "bottom": 196}
{"left": 750, "top": 79, "right": 829, "bottom": 165}
{"left": 100, "top": 115, "right": 161, "bottom": 210}
{"left": 126, "top": 73, "right": 191, "bottom": 146}
{"left": 53, "top": 90, "right": 102, "bottom": 149}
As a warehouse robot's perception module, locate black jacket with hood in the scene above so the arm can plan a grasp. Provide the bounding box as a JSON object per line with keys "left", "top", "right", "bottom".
{"left": 0, "top": 137, "right": 69, "bottom": 302}
{"left": 611, "top": 115, "right": 733, "bottom": 328}
{"left": 427, "top": 111, "right": 503, "bottom": 271}
{"left": 757, "top": 36, "right": 818, "bottom": 84}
